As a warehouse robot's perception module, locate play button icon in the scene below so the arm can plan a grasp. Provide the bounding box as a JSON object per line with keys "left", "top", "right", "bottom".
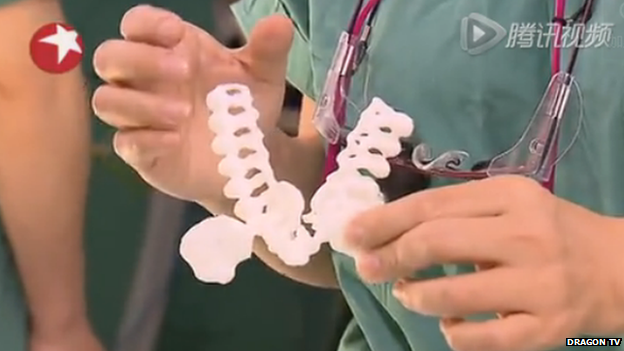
{"left": 473, "top": 26, "right": 486, "bottom": 42}
{"left": 460, "top": 13, "right": 507, "bottom": 55}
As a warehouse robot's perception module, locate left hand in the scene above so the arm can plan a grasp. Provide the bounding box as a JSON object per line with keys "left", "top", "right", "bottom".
{"left": 343, "top": 175, "right": 624, "bottom": 351}
{"left": 30, "top": 319, "right": 105, "bottom": 351}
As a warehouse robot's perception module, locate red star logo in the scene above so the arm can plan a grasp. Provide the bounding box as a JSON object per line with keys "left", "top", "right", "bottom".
{"left": 29, "top": 22, "right": 84, "bottom": 74}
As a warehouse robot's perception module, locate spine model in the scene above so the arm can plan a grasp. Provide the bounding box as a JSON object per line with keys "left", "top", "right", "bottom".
{"left": 304, "top": 98, "right": 413, "bottom": 254}
{"left": 180, "top": 86, "right": 414, "bottom": 284}
{"left": 180, "top": 84, "right": 318, "bottom": 284}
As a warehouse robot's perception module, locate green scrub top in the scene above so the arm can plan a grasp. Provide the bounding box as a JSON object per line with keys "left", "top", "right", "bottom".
{"left": 232, "top": 0, "right": 624, "bottom": 350}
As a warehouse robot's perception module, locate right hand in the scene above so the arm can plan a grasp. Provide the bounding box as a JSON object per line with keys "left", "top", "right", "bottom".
{"left": 92, "top": 5, "right": 294, "bottom": 206}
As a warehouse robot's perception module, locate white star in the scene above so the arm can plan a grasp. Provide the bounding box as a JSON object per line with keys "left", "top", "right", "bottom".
{"left": 39, "top": 24, "right": 82, "bottom": 64}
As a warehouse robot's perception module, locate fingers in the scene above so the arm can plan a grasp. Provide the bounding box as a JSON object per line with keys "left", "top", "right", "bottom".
{"left": 93, "top": 85, "right": 191, "bottom": 130}
{"left": 93, "top": 40, "right": 189, "bottom": 86}
{"left": 113, "top": 129, "right": 179, "bottom": 171}
{"left": 391, "top": 268, "right": 531, "bottom": 317}
{"left": 120, "top": 5, "right": 185, "bottom": 47}
{"left": 440, "top": 314, "right": 542, "bottom": 351}
{"left": 344, "top": 178, "right": 514, "bottom": 251}
{"left": 241, "top": 14, "right": 293, "bottom": 81}
{"left": 354, "top": 217, "right": 512, "bottom": 282}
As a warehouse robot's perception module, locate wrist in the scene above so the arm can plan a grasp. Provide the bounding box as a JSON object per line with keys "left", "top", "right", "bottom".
{"left": 585, "top": 215, "right": 624, "bottom": 335}
{"left": 30, "top": 308, "right": 91, "bottom": 340}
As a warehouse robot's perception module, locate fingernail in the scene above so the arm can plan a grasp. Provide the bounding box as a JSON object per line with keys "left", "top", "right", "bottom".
{"left": 440, "top": 317, "right": 464, "bottom": 328}
{"left": 392, "top": 285, "right": 405, "bottom": 301}
{"left": 394, "top": 278, "right": 407, "bottom": 289}
{"left": 393, "top": 279, "right": 409, "bottom": 298}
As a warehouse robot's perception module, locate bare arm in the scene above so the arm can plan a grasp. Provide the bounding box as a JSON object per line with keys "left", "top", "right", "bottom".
{"left": 254, "top": 96, "right": 338, "bottom": 289}
{"left": 0, "top": 0, "right": 91, "bottom": 337}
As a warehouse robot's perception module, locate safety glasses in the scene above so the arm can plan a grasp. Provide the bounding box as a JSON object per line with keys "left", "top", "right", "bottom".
{"left": 314, "top": 0, "right": 595, "bottom": 186}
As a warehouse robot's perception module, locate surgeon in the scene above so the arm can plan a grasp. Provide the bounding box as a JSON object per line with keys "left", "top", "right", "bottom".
{"left": 92, "top": 1, "right": 624, "bottom": 351}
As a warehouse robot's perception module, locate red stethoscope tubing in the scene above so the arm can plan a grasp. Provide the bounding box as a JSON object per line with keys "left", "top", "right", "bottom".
{"left": 322, "top": 0, "right": 381, "bottom": 179}
{"left": 544, "top": 0, "right": 566, "bottom": 191}
{"left": 321, "top": 0, "right": 566, "bottom": 193}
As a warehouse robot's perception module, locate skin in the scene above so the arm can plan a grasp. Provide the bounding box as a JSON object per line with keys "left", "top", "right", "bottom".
{"left": 0, "top": 0, "right": 102, "bottom": 350}
{"left": 93, "top": 5, "right": 624, "bottom": 351}
{"left": 92, "top": 5, "right": 337, "bottom": 288}
{"left": 343, "top": 176, "right": 624, "bottom": 351}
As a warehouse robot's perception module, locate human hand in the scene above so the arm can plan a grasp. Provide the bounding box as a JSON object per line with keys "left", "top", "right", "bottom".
{"left": 92, "top": 5, "right": 293, "bottom": 206}
{"left": 343, "top": 175, "right": 624, "bottom": 351}
{"left": 30, "top": 320, "right": 105, "bottom": 351}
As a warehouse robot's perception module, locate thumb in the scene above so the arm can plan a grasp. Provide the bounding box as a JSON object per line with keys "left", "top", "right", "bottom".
{"left": 242, "top": 15, "right": 294, "bottom": 82}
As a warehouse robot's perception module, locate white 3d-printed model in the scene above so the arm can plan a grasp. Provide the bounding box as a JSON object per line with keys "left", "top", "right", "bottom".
{"left": 179, "top": 84, "right": 413, "bottom": 284}
{"left": 302, "top": 98, "right": 413, "bottom": 253}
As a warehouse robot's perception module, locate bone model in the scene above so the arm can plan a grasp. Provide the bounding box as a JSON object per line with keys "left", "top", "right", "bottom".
{"left": 180, "top": 84, "right": 414, "bottom": 284}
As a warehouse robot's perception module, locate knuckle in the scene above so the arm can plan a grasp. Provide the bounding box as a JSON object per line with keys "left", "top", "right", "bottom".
{"left": 393, "top": 244, "right": 414, "bottom": 276}
{"left": 384, "top": 247, "right": 403, "bottom": 276}
{"left": 507, "top": 212, "right": 558, "bottom": 257}
{"left": 508, "top": 219, "right": 541, "bottom": 246}
{"left": 412, "top": 190, "right": 440, "bottom": 219}
{"left": 412, "top": 220, "right": 444, "bottom": 263}
{"left": 507, "top": 221, "right": 556, "bottom": 260}
{"left": 502, "top": 175, "right": 547, "bottom": 204}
